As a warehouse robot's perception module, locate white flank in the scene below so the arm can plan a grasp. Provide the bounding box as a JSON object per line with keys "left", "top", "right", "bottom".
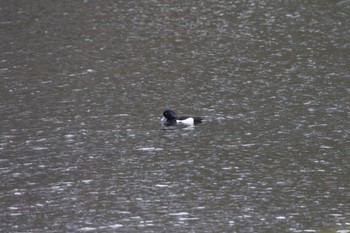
{"left": 177, "top": 118, "right": 194, "bottom": 125}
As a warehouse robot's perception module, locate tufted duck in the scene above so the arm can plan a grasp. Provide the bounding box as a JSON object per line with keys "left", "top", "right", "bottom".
{"left": 162, "top": 109, "right": 202, "bottom": 126}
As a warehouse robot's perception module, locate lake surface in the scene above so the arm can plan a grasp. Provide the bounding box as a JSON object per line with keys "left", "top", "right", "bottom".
{"left": 1, "top": 0, "right": 349, "bottom": 232}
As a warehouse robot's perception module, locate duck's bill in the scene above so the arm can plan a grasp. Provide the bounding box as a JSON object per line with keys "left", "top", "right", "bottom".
{"left": 160, "top": 117, "right": 167, "bottom": 122}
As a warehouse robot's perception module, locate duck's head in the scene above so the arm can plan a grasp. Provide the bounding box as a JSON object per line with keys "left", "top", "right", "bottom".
{"left": 163, "top": 110, "right": 176, "bottom": 121}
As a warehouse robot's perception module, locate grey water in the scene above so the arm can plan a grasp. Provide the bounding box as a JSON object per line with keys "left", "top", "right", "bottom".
{"left": 1, "top": 0, "right": 349, "bottom": 232}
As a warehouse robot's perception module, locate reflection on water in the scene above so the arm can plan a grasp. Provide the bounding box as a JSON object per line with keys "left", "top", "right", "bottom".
{"left": 1, "top": 0, "right": 349, "bottom": 232}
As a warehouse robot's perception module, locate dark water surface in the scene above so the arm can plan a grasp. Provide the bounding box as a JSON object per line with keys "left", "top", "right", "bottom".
{"left": 1, "top": 0, "right": 349, "bottom": 232}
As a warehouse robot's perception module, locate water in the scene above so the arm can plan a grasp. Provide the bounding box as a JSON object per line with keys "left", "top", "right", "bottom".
{"left": 1, "top": 0, "right": 349, "bottom": 232}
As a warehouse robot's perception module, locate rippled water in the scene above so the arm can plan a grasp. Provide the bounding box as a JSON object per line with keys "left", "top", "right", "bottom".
{"left": 1, "top": 0, "right": 349, "bottom": 232}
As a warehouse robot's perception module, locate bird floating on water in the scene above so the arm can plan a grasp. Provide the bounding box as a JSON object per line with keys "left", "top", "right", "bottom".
{"left": 161, "top": 109, "right": 203, "bottom": 126}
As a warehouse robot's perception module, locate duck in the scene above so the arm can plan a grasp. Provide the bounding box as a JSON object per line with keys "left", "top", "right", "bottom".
{"left": 162, "top": 109, "right": 203, "bottom": 126}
